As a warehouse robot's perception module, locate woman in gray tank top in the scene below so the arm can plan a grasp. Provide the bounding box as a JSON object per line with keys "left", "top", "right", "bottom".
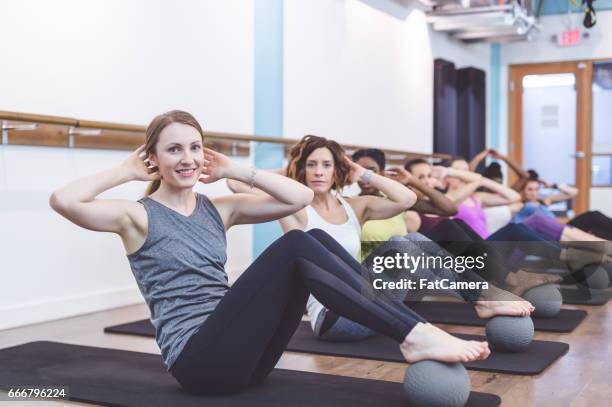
{"left": 50, "top": 110, "right": 490, "bottom": 395}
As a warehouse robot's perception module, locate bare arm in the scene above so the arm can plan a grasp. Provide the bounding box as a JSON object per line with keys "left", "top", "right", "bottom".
{"left": 489, "top": 149, "right": 530, "bottom": 191}
{"left": 345, "top": 157, "right": 416, "bottom": 223}
{"left": 469, "top": 148, "right": 490, "bottom": 171}
{"left": 544, "top": 183, "right": 578, "bottom": 204}
{"left": 204, "top": 149, "right": 313, "bottom": 228}
{"left": 226, "top": 165, "right": 287, "bottom": 195}
{"left": 476, "top": 177, "right": 521, "bottom": 207}
{"left": 387, "top": 167, "right": 457, "bottom": 216}
{"left": 439, "top": 166, "right": 483, "bottom": 204}
{"left": 49, "top": 145, "right": 157, "bottom": 234}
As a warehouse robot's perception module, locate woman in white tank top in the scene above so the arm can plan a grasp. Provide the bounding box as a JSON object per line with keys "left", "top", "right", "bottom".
{"left": 302, "top": 195, "right": 369, "bottom": 339}
{"left": 274, "top": 136, "right": 418, "bottom": 340}
{"left": 229, "top": 135, "right": 417, "bottom": 340}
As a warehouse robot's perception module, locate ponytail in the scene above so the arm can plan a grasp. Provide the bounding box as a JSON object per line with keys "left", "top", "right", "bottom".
{"left": 145, "top": 179, "right": 161, "bottom": 197}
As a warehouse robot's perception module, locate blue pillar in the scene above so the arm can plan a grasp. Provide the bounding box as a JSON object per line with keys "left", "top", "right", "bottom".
{"left": 489, "top": 43, "right": 501, "bottom": 151}
{"left": 253, "top": 0, "right": 284, "bottom": 256}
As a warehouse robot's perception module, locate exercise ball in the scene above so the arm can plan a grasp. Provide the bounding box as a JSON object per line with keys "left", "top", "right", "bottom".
{"left": 485, "top": 316, "right": 534, "bottom": 352}
{"left": 522, "top": 284, "right": 562, "bottom": 318}
{"left": 577, "top": 264, "right": 610, "bottom": 290}
{"left": 605, "top": 264, "right": 612, "bottom": 287}
{"left": 403, "top": 361, "right": 470, "bottom": 407}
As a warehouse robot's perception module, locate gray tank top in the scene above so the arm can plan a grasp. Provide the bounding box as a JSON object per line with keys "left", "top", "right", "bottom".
{"left": 127, "top": 193, "right": 228, "bottom": 370}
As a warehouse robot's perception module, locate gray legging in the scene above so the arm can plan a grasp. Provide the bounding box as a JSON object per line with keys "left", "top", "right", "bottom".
{"left": 315, "top": 233, "right": 488, "bottom": 342}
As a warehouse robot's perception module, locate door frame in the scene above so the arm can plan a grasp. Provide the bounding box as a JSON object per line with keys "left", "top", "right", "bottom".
{"left": 508, "top": 60, "right": 592, "bottom": 214}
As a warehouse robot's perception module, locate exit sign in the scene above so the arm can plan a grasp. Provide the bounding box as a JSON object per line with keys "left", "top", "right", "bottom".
{"left": 558, "top": 28, "right": 582, "bottom": 47}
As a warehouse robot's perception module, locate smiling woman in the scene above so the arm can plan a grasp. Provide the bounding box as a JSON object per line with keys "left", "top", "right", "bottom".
{"left": 142, "top": 111, "right": 206, "bottom": 197}
{"left": 48, "top": 110, "right": 493, "bottom": 396}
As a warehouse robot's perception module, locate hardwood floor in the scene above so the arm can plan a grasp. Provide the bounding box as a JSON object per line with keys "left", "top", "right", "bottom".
{"left": 1, "top": 298, "right": 610, "bottom": 407}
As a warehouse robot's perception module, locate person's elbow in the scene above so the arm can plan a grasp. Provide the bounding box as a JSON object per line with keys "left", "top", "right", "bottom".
{"left": 441, "top": 202, "right": 458, "bottom": 216}
{"left": 401, "top": 189, "right": 418, "bottom": 211}
{"left": 290, "top": 187, "right": 314, "bottom": 209}
{"left": 49, "top": 190, "right": 68, "bottom": 214}
{"left": 508, "top": 190, "right": 521, "bottom": 202}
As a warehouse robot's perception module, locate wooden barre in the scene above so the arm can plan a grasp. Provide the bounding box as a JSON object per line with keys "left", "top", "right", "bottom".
{"left": 0, "top": 110, "right": 451, "bottom": 160}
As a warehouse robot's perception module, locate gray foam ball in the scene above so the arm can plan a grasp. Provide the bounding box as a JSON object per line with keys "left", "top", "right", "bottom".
{"left": 522, "top": 284, "right": 562, "bottom": 318}
{"left": 485, "top": 316, "right": 534, "bottom": 352}
{"left": 403, "top": 361, "right": 470, "bottom": 407}
{"left": 605, "top": 264, "right": 612, "bottom": 287}
{"left": 577, "top": 264, "right": 610, "bottom": 290}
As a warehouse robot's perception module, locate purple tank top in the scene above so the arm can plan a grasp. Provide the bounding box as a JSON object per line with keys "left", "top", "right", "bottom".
{"left": 455, "top": 196, "right": 489, "bottom": 238}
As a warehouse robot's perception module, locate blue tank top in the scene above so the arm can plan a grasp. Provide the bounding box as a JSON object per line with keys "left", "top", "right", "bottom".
{"left": 512, "top": 201, "right": 555, "bottom": 223}
{"left": 127, "top": 193, "right": 228, "bottom": 370}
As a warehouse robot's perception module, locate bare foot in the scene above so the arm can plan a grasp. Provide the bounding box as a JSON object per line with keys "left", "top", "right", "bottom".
{"left": 474, "top": 285, "right": 534, "bottom": 318}
{"left": 474, "top": 301, "right": 533, "bottom": 318}
{"left": 505, "top": 270, "right": 562, "bottom": 296}
{"left": 400, "top": 323, "right": 490, "bottom": 364}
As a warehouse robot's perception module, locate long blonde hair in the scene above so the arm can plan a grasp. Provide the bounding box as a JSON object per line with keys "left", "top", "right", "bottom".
{"left": 143, "top": 110, "right": 204, "bottom": 196}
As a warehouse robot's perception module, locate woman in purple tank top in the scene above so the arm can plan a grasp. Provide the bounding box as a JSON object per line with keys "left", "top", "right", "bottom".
{"left": 444, "top": 158, "right": 521, "bottom": 239}
{"left": 401, "top": 157, "right": 518, "bottom": 237}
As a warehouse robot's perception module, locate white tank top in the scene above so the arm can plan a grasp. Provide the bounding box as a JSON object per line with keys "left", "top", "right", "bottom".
{"left": 483, "top": 205, "right": 512, "bottom": 235}
{"left": 304, "top": 195, "right": 362, "bottom": 329}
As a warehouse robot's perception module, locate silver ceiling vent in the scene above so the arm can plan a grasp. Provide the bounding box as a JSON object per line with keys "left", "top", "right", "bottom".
{"left": 422, "top": 0, "right": 541, "bottom": 43}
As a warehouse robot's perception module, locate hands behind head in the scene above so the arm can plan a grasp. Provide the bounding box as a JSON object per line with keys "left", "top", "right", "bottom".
{"left": 539, "top": 179, "right": 553, "bottom": 188}
{"left": 384, "top": 167, "right": 412, "bottom": 185}
{"left": 122, "top": 145, "right": 161, "bottom": 182}
{"left": 488, "top": 148, "right": 502, "bottom": 158}
{"left": 431, "top": 165, "right": 449, "bottom": 180}
{"left": 344, "top": 155, "right": 366, "bottom": 184}
{"left": 199, "top": 147, "right": 233, "bottom": 184}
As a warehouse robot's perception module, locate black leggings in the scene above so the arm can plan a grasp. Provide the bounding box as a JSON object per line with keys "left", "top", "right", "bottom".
{"left": 170, "top": 229, "right": 425, "bottom": 394}
{"left": 424, "top": 220, "right": 562, "bottom": 285}
{"left": 568, "top": 210, "right": 612, "bottom": 240}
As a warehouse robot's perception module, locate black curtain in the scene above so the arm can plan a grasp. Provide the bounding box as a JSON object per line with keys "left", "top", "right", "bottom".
{"left": 433, "top": 59, "right": 486, "bottom": 166}
{"left": 433, "top": 59, "right": 458, "bottom": 157}
{"left": 457, "top": 67, "right": 486, "bottom": 169}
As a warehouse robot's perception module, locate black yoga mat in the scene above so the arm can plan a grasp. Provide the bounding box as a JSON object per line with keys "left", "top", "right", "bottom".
{"left": 0, "top": 341, "right": 500, "bottom": 407}
{"left": 406, "top": 301, "right": 587, "bottom": 333}
{"left": 105, "top": 320, "right": 568, "bottom": 375}
{"left": 105, "top": 319, "right": 155, "bottom": 337}
{"left": 285, "top": 322, "right": 568, "bottom": 376}
{"left": 560, "top": 288, "right": 612, "bottom": 305}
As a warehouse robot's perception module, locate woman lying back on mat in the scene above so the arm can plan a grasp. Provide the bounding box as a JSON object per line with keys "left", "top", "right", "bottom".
{"left": 407, "top": 158, "right": 610, "bottom": 288}
{"left": 402, "top": 159, "right": 607, "bottom": 294}
{"left": 352, "top": 148, "right": 534, "bottom": 316}
{"left": 471, "top": 148, "right": 612, "bottom": 244}
{"left": 49, "top": 110, "right": 489, "bottom": 395}
{"left": 516, "top": 170, "right": 612, "bottom": 243}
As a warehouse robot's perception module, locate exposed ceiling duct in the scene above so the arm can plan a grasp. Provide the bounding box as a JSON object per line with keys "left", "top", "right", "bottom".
{"left": 421, "top": 0, "right": 541, "bottom": 43}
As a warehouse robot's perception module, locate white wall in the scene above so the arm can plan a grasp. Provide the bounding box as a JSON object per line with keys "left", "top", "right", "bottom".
{"left": 499, "top": 11, "right": 612, "bottom": 214}
{"left": 0, "top": 0, "right": 254, "bottom": 330}
{"left": 0, "top": 0, "right": 501, "bottom": 330}
{"left": 283, "top": 0, "right": 490, "bottom": 153}
{"left": 0, "top": 0, "right": 253, "bottom": 132}
{"left": 590, "top": 189, "right": 612, "bottom": 217}
{"left": 0, "top": 146, "right": 253, "bottom": 330}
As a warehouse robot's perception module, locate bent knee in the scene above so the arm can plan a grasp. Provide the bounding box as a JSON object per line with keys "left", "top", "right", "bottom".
{"left": 306, "top": 228, "right": 332, "bottom": 239}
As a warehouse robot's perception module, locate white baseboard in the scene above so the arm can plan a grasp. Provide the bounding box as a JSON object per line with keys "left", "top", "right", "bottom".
{"left": 0, "top": 286, "right": 144, "bottom": 331}
{"left": 0, "top": 265, "right": 251, "bottom": 331}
